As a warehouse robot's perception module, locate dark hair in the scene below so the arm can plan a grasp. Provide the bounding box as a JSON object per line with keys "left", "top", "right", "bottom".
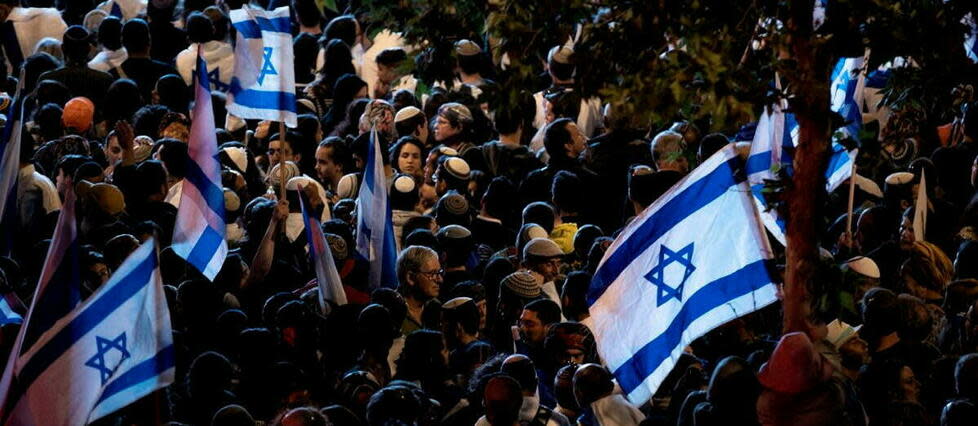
{"left": 699, "top": 132, "right": 729, "bottom": 160}
{"left": 543, "top": 118, "right": 574, "bottom": 159}
{"left": 494, "top": 106, "right": 523, "bottom": 135}
{"left": 561, "top": 271, "right": 592, "bottom": 320}
{"left": 522, "top": 201, "right": 555, "bottom": 234}
{"left": 22, "top": 53, "right": 61, "bottom": 94}
{"left": 549, "top": 59, "right": 575, "bottom": 81}
{"left": 293, "top": 0, "right": 323, "bottom": 29}
{"left": 293, "top": 32, "right": 319, "bottom": 85}
{"left": 322, "top": 15, "right": 358, "bottom": 48}
{"left": 376, "top": 47, "right": 407, "bottom": 67}
{"left": 395, "top": 112, "right": 427, "bottom": 139}
{"left": 389, "top": 175, "right": 420, "bottom": 211}
{"left": 401, "top": 215, "right": 435, "bottom": 247}
{"left": 156, "top": 138, "right": 189, "bottom": 179}
{"left": 155, "top": 74, "right": 189, "bottom": 114}
{"left": 444, "top": 299, "right": 481, "bottom": 336}
{"left": 122, "top": 19, "right": 151, "bottom": 53}
{"left": 501, "top": 355, "right": 538, "bottom": 393}
{"left": 319, "top": 39, "right": 355, "bottom": 88}
{"left": 132, "top": 104, "right": 171, "bottom": 139}
{"left": 391, "top": 89, "right": 419, "bottom": 112}
{"left": 104, "top": 79, "right": 144, "bottom": 125}
{"left": 318, "top": 137, "right": 353, "bottom": 175}
{"left": 185, "top": 12, "right": 214, "bottom": 44}
{"left": 482, "top": 176, "right": 516, "bottom": 221}
{"left": 62, "top": 28, "right": 92, "bottom": 64}
{"left": 395, "top": 330, "right": 448, "bottom": 384}
{"left": 457, "top": 52, "right": 482, "bottom": 75}
{"left": 34, "top": 80, "right": 70, "bottom": 109}
{"left": 34, "top": 103, "right": 63, "bottom": 143}
{"left": 389, "top": 136, "right": 424, "bottom": 172}
{"left": 202, "top": 6, "right": 230, "bottom": 41}
{"left": 551, "top": 170, "right": 583, "bottom": 214}
{"left": 331, "top": 98, "right": 370, "bottom": 138}
{"left": 524, "top": 298, "right": 561, "bottom": 326}
{"left": 56, "top": 154, "right": 91, "bottom": 180}
{"left": 97, "top": 16, "right": 123, "bottom": 51}
{"left": 73, "top": 161, "right": 102, "bottom": 182}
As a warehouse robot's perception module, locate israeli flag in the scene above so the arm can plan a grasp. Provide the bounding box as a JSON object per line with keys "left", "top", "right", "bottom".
{"left": 227, "top": 6, "right": 297, "bottom": 127}
{"left": 1, "top": 239, "right": 174, "bottom": 426}
{"left": 298, "top": 186, "right": 348, "bottom": 310}
{"left": 355, "top": 129, "right": 398, "bottom": 289}
{"left": 172, "top": 53, "right": 228, "bottom": 280}
{"left": 830, "top": 56, "right": 865, "bottom": 142}
{"left": 588, "top": 145, "right": 777, "bottom": 404}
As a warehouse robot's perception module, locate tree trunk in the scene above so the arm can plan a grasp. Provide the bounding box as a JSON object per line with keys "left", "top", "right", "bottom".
{"left": 783, "top": 0, "right": 831, "bottom": 336}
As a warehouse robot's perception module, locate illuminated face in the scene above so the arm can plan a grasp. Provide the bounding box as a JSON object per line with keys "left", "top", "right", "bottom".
{"left": 434, "top": 116, "right": 460, "bottom": 141}
{"left": 397, "top": 143, "right": 423, "bottom": 176}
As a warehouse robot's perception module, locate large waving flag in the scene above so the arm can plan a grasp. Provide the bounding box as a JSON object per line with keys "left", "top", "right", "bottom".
{"left": 298, "top": 185, "right": 348, "bottom": 311}
{"left": 172, "top": 53, "right": 228, "bottom": 280}
{"left": 228, "top": 6, "right": 297, "bottom": 127}
{"left": 356, "top": 129, "right": 397, "bottom": 289}
{"left": 1, "top": 239, "right": 174, "bottom": 425}
{"left": 587, "top": 145, "right": 777, "bottom": 404}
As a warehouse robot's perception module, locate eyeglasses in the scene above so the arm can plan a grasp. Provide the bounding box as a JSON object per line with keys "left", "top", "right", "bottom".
{"left": 417, "top": 269, "right": 444, "bottom": 279}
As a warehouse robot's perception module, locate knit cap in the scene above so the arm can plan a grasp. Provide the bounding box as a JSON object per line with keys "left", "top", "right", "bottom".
{"left": 503, "top": 271, "right": 541, "bottom": 299}
{"left": 63, "top": 97, "right": 95, "bottom": 133}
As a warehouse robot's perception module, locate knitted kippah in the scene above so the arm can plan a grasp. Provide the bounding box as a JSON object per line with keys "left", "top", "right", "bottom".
{"left": 439, "top": 193, "right": 469, "bottom": 215}
{"left": 503, "top": 271, "right": 541, "bottom": 299}
{"left": 455, "top": 39, "right": 481, "bottom": 56}
{"left": 325, "top": 233, "right": 348, "bottom": 261}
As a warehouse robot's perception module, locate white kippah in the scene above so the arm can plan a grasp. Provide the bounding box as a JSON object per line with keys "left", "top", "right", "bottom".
{"left": 443, "top": 157, "right": 471, "bottom": 179}
{"left": 393, "top": 174, "right": 416, "bottom": 193}
{"left": 443, "top": 297, "right": 474, "bottom": 309}
{"left": 885, "top": 172, "right": 915, "bottom": 186}
{"left": 222, "top": 146, "right": 248, "bottom": 173}
{"left": 394, "top": 106, "right": 422, "bottom": 123}
{"left": 548, "top": 45, "right": 574, "bottom": 64}
{"left": 846, "top": 256, "right": 880, "bottom": 279}
{"left": 336, "top": 173, "right": 359, "bottom": 199}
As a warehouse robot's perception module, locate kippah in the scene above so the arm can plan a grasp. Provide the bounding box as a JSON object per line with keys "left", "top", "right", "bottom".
{"left": 547, "top": 45, "right": 574, "bottom": 65}
{"left": 884, "top": 172, "right": 914, "bottom": 186}
{"left": 434, "top": 146, "right": 459, "bottom": 157}
{"left": 439, "top": 193, "right": 469, "bottom": 215}
{"left": 524, "top": 224, "right": 549, "bottom": 240}
{"left": 394, "top": 106, "right": 422, "bottom": 123}
{"left": 63, "top": 25, "right": 91, "bottom": 43}
{"left": 443, "top": 157, "right": 471, "bottom": 180}
{"left": 267, "top": 161, "right": 300, "bottom": 187}
{"left": 503, "top": 271, "right": 542, "bottom": 299}
{"left": 442, "top": 296, "right": 473, "bottom": 309}
{"left": 523, "top": 237, "right": 563, "bottom": 259}
{"left": 393, "top": 174, "right": 416, "bottom": 193}
{"left": 437, "top": 224, "right": 472, "bottom": 240}
{"left": 845, "top": 256, "right": 880, "bottom": 279}
{"left": 222, "top": 146, "right": 248, "bottom": 173}
{"left": 336, "top": 173, "right": 359, "bottom": 199}
{"left": 438, "top": 102, "right": 473, "bottom": 125}
{"left": 325, "top": 233, "right": 349, "bottom": 260}
{"left": 455, "top": 39, "right": 481, "bottom": 56}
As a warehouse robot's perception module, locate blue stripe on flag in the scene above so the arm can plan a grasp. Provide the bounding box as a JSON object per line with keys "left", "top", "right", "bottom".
{"left": 232, "top": 16, "right": 291, "bottom": 39}
{"left": 185, "top": 226, "right": 223, "bottom": 271}
{"left": 613, "top": 260, "right": 771, "bottom": 394}
{"left": 230, "top": 87, "right": 297, "bottom": 112}
{"left": 745, "top": 153, "right": 772, "bottom": 176}
{"left": 95, "top": 345, "right": 175, "bottom": 405}
{"left": 21, "top": 239, "right": 81, "bottom": 353}
{"left": 587, "top": 158, "right": 745, "bottom": 305}
{"left": 14, "top": 252, "right": 157, "bottom": 394}
{"left": 184, "top": 160, "right": 225, "bottom": 218}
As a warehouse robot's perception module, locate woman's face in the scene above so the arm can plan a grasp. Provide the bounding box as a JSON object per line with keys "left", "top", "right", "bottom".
{"left": 105, "top": 135, "right": 122, "bottom": 165}
{"left": 898, "top": 366, "right": 920, "bottom": 402}
{"left": 433, "top": 115, "right": 459, "bottom": 141}
{"left": 397, "top": 143, "right": 423, "bottom": 176}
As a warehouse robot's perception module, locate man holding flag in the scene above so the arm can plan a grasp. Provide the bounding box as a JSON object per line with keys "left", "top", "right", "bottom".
{"left": 172, "top": 52, "right": 228, "bottom": 281}
{"left": 587, "top": 145, "right": 778, "bottom": 404}
{"left": 297, "top": 180, "right": 348, "bottom": 310}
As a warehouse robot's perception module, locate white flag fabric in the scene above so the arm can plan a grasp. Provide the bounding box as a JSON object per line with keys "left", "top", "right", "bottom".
{"left": 227, "top": 6, "right": 297, "bottom": 127}
{"left": 298, "top": 186, "right": 348, "bottom": 310}
{"left": 355, "top": 129, "right": 398, "bottom": 289}
{"left": 2, "top": 239, "right": 174, "bottom": 425}
{"left": 587, "top": 145, "right": 777, "bottom": 404}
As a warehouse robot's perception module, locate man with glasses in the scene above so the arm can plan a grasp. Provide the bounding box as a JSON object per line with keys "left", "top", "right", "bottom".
{"left": 396, "top": 245, "right": 444, "bottom": 334}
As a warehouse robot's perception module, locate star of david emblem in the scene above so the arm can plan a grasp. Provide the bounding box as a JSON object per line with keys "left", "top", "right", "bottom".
{"left": 84, "top": 332, "right": 131, "bottom": 384}
{"left": 209, "top": 67, "right": 229, "bottom": 92}
{"left": 257, "top": 47, "right": 277, "bottom": 85}
{"left": 644, "top": 243, "right": 696, "bottom": 306}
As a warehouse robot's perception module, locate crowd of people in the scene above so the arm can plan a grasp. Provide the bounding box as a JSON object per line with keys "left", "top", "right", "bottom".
{"left": 1, "top": 0, "right": 978, "bottom": 425}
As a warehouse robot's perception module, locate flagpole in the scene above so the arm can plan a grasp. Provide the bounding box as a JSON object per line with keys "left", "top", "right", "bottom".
{"left": 845, "top": 161, "right": 857, "bottom": 237}
{"left": 278, "top": 121, "right": 287, "bottom": 197}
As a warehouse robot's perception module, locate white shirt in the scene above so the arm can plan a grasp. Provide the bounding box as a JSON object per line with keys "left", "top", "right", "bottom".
{"left": 176, "top": 42, "right": 235, "bottom": 91}
{"left": 532, "top": 90, "right": 603, "bottom": 137}
{"left": 5, "top": 7, "right": 66, "bottom": 73}
{"left": 474, "top": 396, "right": 570, "bottom": 426}
{"left": 96, "top": 0, "right": 146, "bottom": 20}
{"left": 88, "top": 47, "right": 128, "bottom": 73}
{"left": 591, "top": 394, "right": 645, "bottom": 426}
{"left": 359, "top": 29, "right": 405, "bottom": 98}
{"left": 17, "top": 165, "right": 60, "bottom": 214}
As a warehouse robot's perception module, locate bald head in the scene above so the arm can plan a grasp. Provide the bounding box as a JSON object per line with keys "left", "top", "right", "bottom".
{"left": 501, "top": 354, "right": 537, "bottom": 396}
{"left": 573, "top": 363, "right": 614, "bottom": 406}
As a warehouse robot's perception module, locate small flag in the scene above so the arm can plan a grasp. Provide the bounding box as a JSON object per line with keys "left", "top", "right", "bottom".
{"left": 355, "top": 129, "right": 397, "bottom": 289}
{"left": 913, "top": 169, "right": 928, "bottom": 242}
{"left": 228, "top": 6, "right": 297, "bottom": 127}
{"left": 965, "top": 13, "right": 978, "bottom": 63}
{"left": 587, "top": 145, "right": 777, "bottom": 404}
{"left": 172, "top": 52, "right": 228, "bottom": 280}
{"left": 830, "top": 56, "right": 865, "bottom": 142}
{"left": 298, "top": 185, "right": 347, "bottom": 311}
{"left": 0, "top": 239, "right": 174, "bottom": 425}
